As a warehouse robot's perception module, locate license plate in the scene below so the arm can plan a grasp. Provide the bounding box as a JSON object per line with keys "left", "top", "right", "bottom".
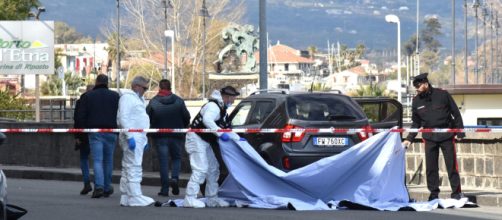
{"left": 313, "top": 137, "right": 347, "bottom": 146}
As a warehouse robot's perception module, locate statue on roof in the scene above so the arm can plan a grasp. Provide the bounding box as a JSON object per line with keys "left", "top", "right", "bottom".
{"left": 213, "top": 24, "right": 259, "bottom": 74}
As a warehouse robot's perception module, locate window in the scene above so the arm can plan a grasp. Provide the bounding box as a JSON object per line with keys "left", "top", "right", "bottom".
{"left": 231, "top": 102, "right": 252, "bottom": 126}
{"left": 285, "top": 64, "right": 289, "bottom": 71}
{"left": 248, "top": 101, "right": 275, "bottom": 124}
{"left": 287, "top": 95, "right": 364, "bottom": 121}
{"left": 477, "top": 118, "right": 502, "bottom": 126}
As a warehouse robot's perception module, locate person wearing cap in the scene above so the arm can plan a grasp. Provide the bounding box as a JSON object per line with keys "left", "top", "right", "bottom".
{"left": 117, "top": 76, "right": 154, "bottom": 206}
{"left": 76, "top": 74, "right": 119, "bottom": 198}
{"left": 402, "top": 73, "right": 465, "bottom": 201}
{"left": 183, "top": 86, "right": 240, "bottom": 208}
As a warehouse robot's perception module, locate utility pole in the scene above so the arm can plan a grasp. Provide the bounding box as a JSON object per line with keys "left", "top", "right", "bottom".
{"left": 496, "top": 12, "right": 500, "bottom": 83}
{"left": 416, "top": 0, "right": 420, "bottom": 76}
{"left": 483, "top": 5, "right": 488, "bottom": 84}
{"left": 473, "top": 0, "right": 480, "bottom": 84}
{"left": 259, "top": 0, "right": 268, "bottom": 90}
{"left": 199, "top": 0, "right": 210, "bottom": 99}
{"left": 490, "top": 3, "right": 494, "bottom": 84}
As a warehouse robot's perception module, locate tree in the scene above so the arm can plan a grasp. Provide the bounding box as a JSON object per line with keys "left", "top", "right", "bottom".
{"left": 0, "top": 0, "right": 40, "bottom": 20}
{"left": 41, "top": 72, "right": 84, "bottom": 96}
{"left": 355, "top": 44, "right": 366, "bottom": 59}
{"left": 403, "top": 34, "right": 420, "bottom": 56}
{"left": 106, "top": 0, "right": 246, "bottom": 98}
{"left": 0, "top": 89, "right": 33, "bottom": 120}
{"left": 307, "top": 45, "right": 318, "bottom": 59}
{"left": 105, "top": 32, "right": 126, "bottom": 82}
{"left": 55, "top": 21, "right": 93, "bottom": 44}
{"left": 421, "top": 17, "right": 442, "bottom": 53}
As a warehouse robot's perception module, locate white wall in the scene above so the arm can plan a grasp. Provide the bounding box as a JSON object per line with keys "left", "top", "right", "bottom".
{"left": 453, "top": 94, "right": 502, "bottom": 126}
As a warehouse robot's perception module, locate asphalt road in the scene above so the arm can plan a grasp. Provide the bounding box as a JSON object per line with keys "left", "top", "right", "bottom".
{"left": 5, "top": 178, "right": 502, "bottom": 220}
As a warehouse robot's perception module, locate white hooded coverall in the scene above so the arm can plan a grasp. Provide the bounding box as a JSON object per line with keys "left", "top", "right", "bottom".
{"left": 184, "top": 90, "right": 237, "bottom": 208}
{"left": 117, "top": 89, "right": 154, "bottom": 206}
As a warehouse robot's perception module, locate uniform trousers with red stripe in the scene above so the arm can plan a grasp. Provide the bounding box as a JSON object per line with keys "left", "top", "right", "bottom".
{"left": 424, "top": 138, "right": 462, "bottom": 197}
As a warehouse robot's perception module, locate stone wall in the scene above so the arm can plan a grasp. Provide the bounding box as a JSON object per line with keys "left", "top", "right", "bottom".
{"left": 0, "top": 122, "right": 191, "bottom": 173}
{"left": 2, "top": 121, "right": 501, "bottom": 191}
{"left": 405, "top": 133, "right": 502, "bottom": 190}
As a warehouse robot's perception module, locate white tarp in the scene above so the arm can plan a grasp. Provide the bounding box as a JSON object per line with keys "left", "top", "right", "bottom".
{"left": 166, "top": 131, "right": 474, "bottom": 211}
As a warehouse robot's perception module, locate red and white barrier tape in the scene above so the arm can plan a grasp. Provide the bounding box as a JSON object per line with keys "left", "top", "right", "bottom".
{"left": 0, "top": 128, "right": 501, "bottom": 133}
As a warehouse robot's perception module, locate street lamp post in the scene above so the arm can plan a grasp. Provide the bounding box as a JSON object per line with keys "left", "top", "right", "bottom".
{"left": 464, "top": 0, "right": 468, "bottom": 84}
{"left": 162, "top": 0, "right": 173, "bottom": 80}
{"left": 199, "top": 0, "right": 210, "bottom": 99}
{"left": 452, "top": 0, "right": 456, "bottom": 85}
{"left": 116, "top": 0, "right": 121, "bottom": 89}
{"left": 33, "top": 6, "right": 45, "bottom": 122}
{"left": 165, "top": 30, "right": 175, "bottom": 93}
{"left": 386, "top": 14, "right": 402, "bottom": 103}
{"left": 473, "top": 0, "right": 480, "bottom": 84}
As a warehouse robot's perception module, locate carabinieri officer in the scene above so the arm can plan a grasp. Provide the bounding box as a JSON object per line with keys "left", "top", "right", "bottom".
{"left": 402, "top": 73, "right": 465, "bottom": 201}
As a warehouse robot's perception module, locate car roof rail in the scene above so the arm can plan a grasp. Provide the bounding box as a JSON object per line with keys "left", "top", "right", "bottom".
{"left": 306, "top": 89, "right": 342, "bottom": 94}
{"left": 250, "top": 89, "right": 289, "bottom": 95}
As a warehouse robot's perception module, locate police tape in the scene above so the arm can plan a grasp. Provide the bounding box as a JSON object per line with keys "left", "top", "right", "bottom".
{"left": 0, "top": 128, "right": 501, "bottom": 133}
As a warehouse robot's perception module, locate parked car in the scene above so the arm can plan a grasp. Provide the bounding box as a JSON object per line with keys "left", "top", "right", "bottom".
{"left": 0, "top": 132, "right": 28, "bottom": 220}
{"left": 1, "top": 132, "right": 7, "bottom": 220}
{"left": 228, "top": 90, "right": 402, "bottom": 171}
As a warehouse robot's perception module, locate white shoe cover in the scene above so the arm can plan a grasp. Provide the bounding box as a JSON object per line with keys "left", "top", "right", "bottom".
{"left": 183, "top": 197, "right": 206, "bottom": 208}
{"left": 120, "top": 195, "right": 155, "bottom": 207}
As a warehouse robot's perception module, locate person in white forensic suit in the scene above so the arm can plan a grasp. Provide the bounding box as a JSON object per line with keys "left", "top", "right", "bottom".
{"left": 117, "top": 76, "right": 155, "bottom": 206}
{"left": 183, "top": 86, "right": 241, "bottom": 208}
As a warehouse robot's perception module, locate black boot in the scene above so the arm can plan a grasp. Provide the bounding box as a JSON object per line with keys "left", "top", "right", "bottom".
{"left": 80, "top": 182, "right": 92, "bottom": 195}
{"left": 428, "top": 194, "right": 439, "bottom": 201}
{"left": 170, "top": 179, "right": 179, "bottom": 195}
{"left": 91, "top": 188, "right": 104, "bottom": 198}
{"left": 104, "top": 186, "right": 114, "bottom": 198}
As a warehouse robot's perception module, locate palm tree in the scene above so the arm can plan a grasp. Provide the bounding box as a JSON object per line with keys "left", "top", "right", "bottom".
{"left": 307, "top": 45, "right": 318, "bottom": 60}
{"left": 106, "top": 32, "right": 125, "bottom": 82}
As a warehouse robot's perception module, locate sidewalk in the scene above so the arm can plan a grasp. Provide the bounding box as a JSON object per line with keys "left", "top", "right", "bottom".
{"left": 2, "top": 165, "right": 501, "bottom": 207}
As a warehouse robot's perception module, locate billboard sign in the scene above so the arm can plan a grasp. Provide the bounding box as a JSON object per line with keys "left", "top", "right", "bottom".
{"left": 0, "top": 21, "right": 54, "bottom": 75}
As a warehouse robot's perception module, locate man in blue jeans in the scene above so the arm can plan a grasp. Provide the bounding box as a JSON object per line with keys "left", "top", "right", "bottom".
{"left": 76, "top": 74, "right": 120, "bottom": 198}
{"left": 73, "top": 84, "right": 94, "bottom": 195}
{"left": 147, "top": 79, "right": 190, "bottom": 196}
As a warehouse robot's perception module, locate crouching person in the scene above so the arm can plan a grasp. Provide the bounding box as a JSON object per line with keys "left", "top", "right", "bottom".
{"left": 117, "top": 76, "right": 154, "bottom": 206}
{"left": 183, "top": 86, "right": 240, "bottom": 208}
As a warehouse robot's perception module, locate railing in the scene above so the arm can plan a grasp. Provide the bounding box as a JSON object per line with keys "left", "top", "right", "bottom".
{"left": 0, "top": 97, "right": 78, "bottom": 122}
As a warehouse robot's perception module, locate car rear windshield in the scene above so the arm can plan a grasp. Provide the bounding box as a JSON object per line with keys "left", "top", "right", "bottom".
{"left": 286, "top": 94, "right": 365, "bottom": 121}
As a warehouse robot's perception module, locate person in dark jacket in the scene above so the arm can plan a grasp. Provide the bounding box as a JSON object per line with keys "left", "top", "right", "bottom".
{"left": 74, "top": 84, "right": 94, "bottom": 195}
{"left": 146, "top": 79, "right": 190, "bottom": 196}
{"left": 402, "top": 73, "right": 465, "bottom": 201}
{"left": 75, "top": 74, "right": 120, "bottom": 198}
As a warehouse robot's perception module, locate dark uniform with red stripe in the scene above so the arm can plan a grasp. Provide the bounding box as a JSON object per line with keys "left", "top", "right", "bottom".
{"left": 406, "top": 86, "right": 465, "bottom": 200}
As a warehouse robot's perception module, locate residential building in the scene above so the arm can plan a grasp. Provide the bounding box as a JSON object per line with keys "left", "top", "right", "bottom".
{"left": 255, "top": 42, "right": 315, "bottom": 88}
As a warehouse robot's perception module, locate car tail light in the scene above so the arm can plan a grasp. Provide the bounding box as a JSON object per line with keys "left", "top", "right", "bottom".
{"left": 282, "top": 124, "right": 305, "bottom": 143}
{"left": 357, "top": 125, "right": 374, "bottom": 141}
{"left": 282, "top": 156, "right": 291, "bottom": 170}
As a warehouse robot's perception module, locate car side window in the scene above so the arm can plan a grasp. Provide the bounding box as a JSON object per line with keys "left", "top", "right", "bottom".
{"left": 231, "top": 102, "right": 252, "bottom": 126}
{"left": 360, "top": 103, "right": 379, "bottom": 123}
{"left": 248, "top": 101, "right": 275, "bottom": 124}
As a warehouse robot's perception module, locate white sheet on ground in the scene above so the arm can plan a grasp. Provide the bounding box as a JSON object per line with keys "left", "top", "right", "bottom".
{"left": 169, "top": 131, "right": 474, "bottom": 211}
